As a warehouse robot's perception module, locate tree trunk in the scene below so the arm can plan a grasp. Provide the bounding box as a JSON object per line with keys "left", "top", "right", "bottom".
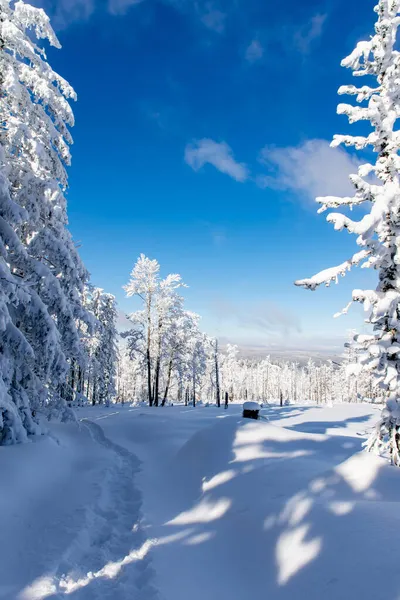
{"left": 215, "top": 340, "right": 221, "bottom": 408}
{"left": 224, "top": 390, "right": 228, "bottom": 409}
{"left": 146, "top": 297, "right": 153, "bottom": 407}
{"left": 178, "top": 376, "right": 183, "bottom": 403}
{"left": 92, "top": 380, "right": 97, "bottom": 406}
{"left": 86, "top": 374, "right": 91, "bottom": 403}
{"left": 153, "top": 318, "right": 163, "bottom": 408}
{"left": 146, "top": 346, "right": 152, "bottom": 407}
{"left": 70, "top": 361, "right": 75, "bottom": 397}
{"left": 154, "top": 366, "right": 160, "bottom": 406}
{"left": 162, "top": 356, "right": 173, "bottom": 406}
{"left": 77, "top": 364, "right": 83, "bottom": 394}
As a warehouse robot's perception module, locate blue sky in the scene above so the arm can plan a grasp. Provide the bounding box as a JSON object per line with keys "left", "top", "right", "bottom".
{"left": 37, "top": 0, "right": 377, "bottom": 355}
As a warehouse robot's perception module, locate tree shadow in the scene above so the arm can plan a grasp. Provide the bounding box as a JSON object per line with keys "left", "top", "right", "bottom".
{"left": 262, "top": 405, "right": 322, "bottom": 422}
{"left": 286, "top": 414, "right": 372, "bottom": 435}
{"left": 143, "top": 417, "right": 400, "bottom": 600}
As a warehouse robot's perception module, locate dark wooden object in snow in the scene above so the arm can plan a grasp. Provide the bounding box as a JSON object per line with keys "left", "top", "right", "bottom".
{"left": 243, "top": 408, "right": 259, "bottom": 420}
{"left": 242, "top": 402, "right": 260, "bottom": 420}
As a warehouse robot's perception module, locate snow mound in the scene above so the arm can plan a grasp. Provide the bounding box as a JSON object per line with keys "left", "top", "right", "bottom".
{"left": 243, "top": 401, "right": 261, "bottom": 411}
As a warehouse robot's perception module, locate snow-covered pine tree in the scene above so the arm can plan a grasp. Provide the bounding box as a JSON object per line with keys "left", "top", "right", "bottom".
{"left": 0, "top": 0, "right": 91, "bottom": 442}
{"left": 0, "top": 144, "right": 39, "bottom": 443}
{"left": 91, "top": 289, "right": 118, "bottom": 406}
{"left": 295, "top": 0, "right": 400, "bottom": 464}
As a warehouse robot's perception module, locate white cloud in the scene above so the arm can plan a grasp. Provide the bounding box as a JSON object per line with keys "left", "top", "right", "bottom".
{"left": 245, "top": 39, "right": 263, "bottom": 63}
{"left": 185, "top": 139, "right": 249, "bottom": 182}
{"left": 258, "top": 139, "right": 362, "bottom": 202}
{"left": 34, "top": 0, "right": 226, "bottom": 30}
{"left": 200, "top": 2, "right": 226, "bottom": 33}
{"left": 294, "top": 13, "right": 327, "bottom": 55}
{"left": 211, "top": 298, "right": 301, "bottom": 335}
{"left": 108, "top": 0, "right": 143, "bottom": 16}
{"left": 32, "top": 0, "right": 95, "bottom": 29}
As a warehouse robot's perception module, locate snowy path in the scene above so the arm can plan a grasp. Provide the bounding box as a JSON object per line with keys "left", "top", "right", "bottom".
{"left": 55, "top": 419, "right": 157, "bottom": 600}
{"left": 2, "top": 403, "right": 400, "bottom": 600}
{"left": 0, "top": 418, "right": 158, "bottom": 600}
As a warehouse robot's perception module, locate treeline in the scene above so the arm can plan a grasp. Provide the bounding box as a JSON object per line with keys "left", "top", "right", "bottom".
{"left": 118, "top": 341, "right": 379, "bottom": 407}
{"left": 117, "top": 256, "right": 378, "bottom": 407}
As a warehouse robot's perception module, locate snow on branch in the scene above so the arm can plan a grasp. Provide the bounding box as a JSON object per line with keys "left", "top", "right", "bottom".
{"left": 295, "top": 250, "right": 370, "bottom": 291}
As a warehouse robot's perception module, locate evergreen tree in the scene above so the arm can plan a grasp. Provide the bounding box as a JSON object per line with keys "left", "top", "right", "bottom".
{"left": 92, "top": 289, "right": 118, "bottom": 406}
{"left": 0, "top": 0, "right": 91, "bottom": 442}
{"left": 295, "top": 0, "right": 400, "bottom": 463}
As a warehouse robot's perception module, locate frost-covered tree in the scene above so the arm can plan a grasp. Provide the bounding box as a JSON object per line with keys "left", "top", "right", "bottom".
{"left": 161, "top": 310, "right": 199, "bottom": 406}
{"left": 210, "top": 338, "right": 221, "bottom": 407}
{"left": 118, "top": 327, "right": 377, "bottom": 407}
{"left": 0, "top": 0, "right": 91, "bottom": 442}
{"left": 221, "top": 344, "right": 239, "bottom": 403}
{"left": 186, "top": 329, "right": 208, "bottom": 406}
{"left": 124, "top": 255, "right": 186, "bottom": 406}
{"left": 295, "top": 0, "right": 400, "bottom": 463}
{"left": 90, "top": 289, "right": 118, "bottom": 406}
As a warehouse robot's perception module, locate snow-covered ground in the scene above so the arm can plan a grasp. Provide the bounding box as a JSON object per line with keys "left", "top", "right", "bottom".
{"left": 2, "top": 402, "right": 400, "bottom": 600}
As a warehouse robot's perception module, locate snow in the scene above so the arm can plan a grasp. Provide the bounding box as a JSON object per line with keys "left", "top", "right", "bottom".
{"left": 2, "top": 402, "right": 400, "bottom": 600}
{"left": 243, "top": 401, "right": 261, "bottom": 411}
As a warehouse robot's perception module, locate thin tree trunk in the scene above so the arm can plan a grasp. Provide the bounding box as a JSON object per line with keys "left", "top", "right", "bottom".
{"left": 147, "top": 351, "right": 153, "bottom": 406}
{"left": 147, "top": 297, "right": 153, "bottom": 406}
{"left": 185, "top": 386, "right": 189, "bottom": 406}
{"left": 70, "top": 361, "right": 75, "bottom": 397}
{"left": 153, "top": 318, "right": 163, "bottom": 407}
{"left": 77, "top": 364, "right": 82, "bottom": 394}
{"left": 92, "top": 380, "right": 97, "bottom": 406}
{"left": 86, "top": 373, "right": 91, "bottom": 403}
{"left": 215, "top": 340, "right": 221, "bottom": 408}
{"left": 162, "top": 356, "right": 173, "bottom": 406}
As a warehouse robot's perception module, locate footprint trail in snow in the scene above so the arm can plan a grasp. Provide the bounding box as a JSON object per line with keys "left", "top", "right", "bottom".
{"left": 51, "top": 419, "right": 159, "bottom": 600}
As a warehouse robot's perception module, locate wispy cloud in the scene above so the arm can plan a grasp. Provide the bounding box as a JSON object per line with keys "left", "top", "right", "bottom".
{"left": 211, "top": 298, "right": 302, "bottom": 336}
{"left": 185, "top": 139, "right": 249, "bottom": 182}
{"left": 217, "top": 336, "right": 345, "bottom": 362}
{"left": 31, "top": 0, "right": 95, "bottom": 29}
{"left": 245, "top": 39, "right": 263, "bottom": 63}
{"left": 108, "top": 0, "right": 143, "bottom": 16}
{"left": 257, "top": 139, "right": 362, "bottom": 203}
{"left": 294, "top": 13, "right": 327, "bottom": 55}
{"left": 35, "top": 0, "right": 228, "bottom": 30}
{"left": 199, "top": 2, "right": 226, "bottom": 33}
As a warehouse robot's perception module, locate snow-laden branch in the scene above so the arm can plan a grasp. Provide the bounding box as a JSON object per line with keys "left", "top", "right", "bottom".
{"left": 295, "top": 250, "right": 370, "bottom": 291}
